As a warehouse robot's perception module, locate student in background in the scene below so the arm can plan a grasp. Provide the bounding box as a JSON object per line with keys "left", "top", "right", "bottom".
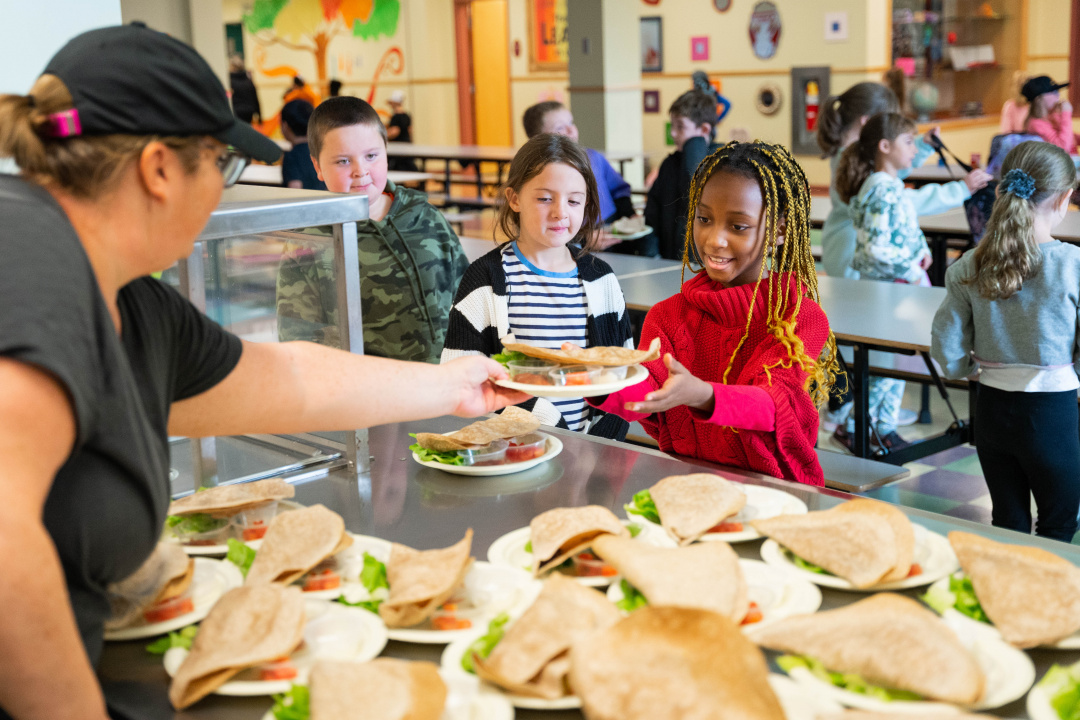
{"left": 691, "top": 71, "right": 731, "bottom": 136}
{"left": 882, "top": 67, "right": 907, "bottom": 116}
{"left": 588, "top": 142, "right": 839, "bottom": 486}
{"left": 646, "top": 89, "right": 719, "bottom": 260}
{"left": 228, "top": 54, "right": 261, "bottom": 124}
{"left": 522, "top": 101, "right": 635, "bottom": 225}
{"left": 1000, "top": 71, "right": 1031, "bottom": 134}
{"left": 834, "top": 112, "right": 990, "bottom": 452}
{"left": 386, "top": 90, "right": 418, "bottom": 172}
{"left": 279, "top": 100, "right": 326, "bottom": 191}
{"left": 329, "top": 79, "right": 343, "bottom": 98}
{"left": 932, "top": 141, "right": 1080, "bottom": 542}
{"left": 442, "top": 134, "right": 634, "bottom": 440}
{"left": 276, "top": 97, "right": 467, "bottom": 362}
{"left": 1022, "top": 75, "right": 1078, "bottom": 153}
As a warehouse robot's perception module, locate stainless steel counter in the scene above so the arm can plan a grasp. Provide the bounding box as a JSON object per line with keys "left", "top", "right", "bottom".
{"left": 98, "top": 417, "right": 1080, "bottom": 719}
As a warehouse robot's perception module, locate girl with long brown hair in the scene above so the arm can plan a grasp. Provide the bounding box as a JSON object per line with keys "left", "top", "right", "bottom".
{"left": 932, "top": 141, "right": 1080, "bottom": 541}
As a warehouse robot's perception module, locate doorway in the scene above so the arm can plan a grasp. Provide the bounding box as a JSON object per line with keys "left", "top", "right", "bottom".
{"left": 454, "top": 0, "right": 512, "bottom": 147}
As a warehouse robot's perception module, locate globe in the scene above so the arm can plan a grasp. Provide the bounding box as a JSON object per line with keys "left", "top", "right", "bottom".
{"left": 910, "top": 81, "right": 940, "bottom": 122}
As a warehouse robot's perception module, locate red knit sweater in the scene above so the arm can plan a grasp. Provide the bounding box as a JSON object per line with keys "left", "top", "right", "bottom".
{"left": 598, "top": 272, "right": 829, "bottom": 486}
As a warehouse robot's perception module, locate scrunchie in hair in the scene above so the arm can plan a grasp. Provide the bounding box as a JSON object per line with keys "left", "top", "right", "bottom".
{"left": 1000, "top": 168, "right": 1037, "bottom": 200}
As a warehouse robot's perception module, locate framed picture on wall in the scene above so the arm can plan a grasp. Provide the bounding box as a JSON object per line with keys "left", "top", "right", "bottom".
{"left": 528, "top": 0, "right": 568, "bottom": 71}
{"left": 641, "top": 17, "right": 663, "bottom": 73}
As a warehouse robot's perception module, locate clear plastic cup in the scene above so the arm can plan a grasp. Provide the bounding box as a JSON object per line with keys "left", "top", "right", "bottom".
{"left": 506, "top": 357, "right": 557, "bottom": 385}
{"left": 505, "top": 433, "right": 547, "bottom": 463}
{"left": 456, "top": 438, "right": 509, "bottom": 466}
{"left": 235, "top": 501, "right": 279, "bottom": 542}
{"left": 571, "top": 551, "right": 618, "bottom": 578}
{"left": 549, "top": 365, "right": 604, "bottom": 386}
{"left": 170, "top": 514, "right": 231, "bottom": 546}
{"left": 142, "top": 590, "right": 195, "bottom": 624}
{"left": 302, "top": 558, "right": 342, "bottom": 592}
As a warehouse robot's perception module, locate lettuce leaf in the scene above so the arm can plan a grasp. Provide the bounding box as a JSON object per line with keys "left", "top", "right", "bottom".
{"left": 784, "top": 549, "right": 834, "bottom": 576}
{"left": 627, "top": 523, "right": 643, "bottom": 538}
{"left": 145, "top": 624, "right": 198, "bottom": 655}
{"left": 338, "top": 552, "right": 389, "bottom": 614}
{"left": 461, "top": 613, "right": 510, "bottom": 674}
{"left": 492, "top": 350, "right": 529, "bottom": 368}
{"left": 949, "top": 574, "right": 990, "bottom": 624}
{"left": 226, "top": 538, "right": 257, "bottom": 577}
{"left": 271, "top": 684, "right": 310, "bottom": 720}
{"left": 920, "top": 581, "right": 957, "bottom": 617}
{"left": 166, "top": 513, "right": 222, "bottom": 534}
{"left": 616, "top": 580, "right": 649, "bottom": 613}
{"left": 1040, "top": 662, "right": 1080, "bottom": 720}
{"left": 408, "top": 434, "right": 465, "bottom": 466}
{"left": 777, "top": 655, "right": 922, "bottom": 702}
{"left": 624, "top": 489, "right": 660, "bottom": 524}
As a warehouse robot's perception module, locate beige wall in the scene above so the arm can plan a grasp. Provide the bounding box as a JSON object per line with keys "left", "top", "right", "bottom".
{"left": 507, "top": 0, "right": 570, "bottom": 147}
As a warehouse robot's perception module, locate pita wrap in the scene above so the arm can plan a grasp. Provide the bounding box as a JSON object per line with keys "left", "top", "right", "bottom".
{"left": 649, "top": 474, "right": 747, "bottom": 545}
{"left": 168, "top": 585, "right": 306, "bottom": 709}
{"left": 950, "top": 531, "right": 1080, "bottom": 648}
{"left": 415, "top": 406, "right": 541, "bottom": 452}
{"left": 500, "top": 336, "right": 662, "bottom": 367}
{"left": 751, "top": 499, "right": 912, "bottom": 588}
{"left": 168, "top": 478, "right": 294, "bottom": 517}
{"left": 245, "top": 504, "right": 352, "bottom": 587}
{"left": 818, "top": 713, "right": 995, "bottom": 720}
{"left": 591, "top": 535, "right": 749, "bottom": 622}
{"left": 570, "top": 606, "right": 785, "bottom": 720}
{"left": 530, "top": 506, "right": 628, "bottom": 577}
{"left": 310, "top": 659, "right": 446, "bottom": 720}
{"left": 379, "top": 530, "right": 474, "bottom": 628}
{"left": 473, "top": 574, "right": 621, "bottom": 699}
{"left": 747, "top": 593, "right": 984, "bottom": 705}
{"left": 106, "top": 543, "right": 195, "bottom": 630}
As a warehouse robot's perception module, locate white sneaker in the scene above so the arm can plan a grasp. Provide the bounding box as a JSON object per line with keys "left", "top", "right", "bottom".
{"left": 897, "top": 409, "right": 919, "bottom": 427}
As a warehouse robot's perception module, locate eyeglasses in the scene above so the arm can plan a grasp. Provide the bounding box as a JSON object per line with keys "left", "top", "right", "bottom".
{"left": 202, "top": 141, "right": 251, "bottom": 188}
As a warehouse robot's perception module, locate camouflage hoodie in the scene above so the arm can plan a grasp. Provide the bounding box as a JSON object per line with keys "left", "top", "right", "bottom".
{"left": 275, "top": 180, "right": 468, "bottom": 362}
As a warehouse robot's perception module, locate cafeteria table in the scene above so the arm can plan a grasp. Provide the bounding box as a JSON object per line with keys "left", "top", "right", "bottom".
{"left": 905, "top": 162, "right": 969, "bottom": 187}
{"left": 238, "top": 164, "right": 439, "bottom": 188}
{"left": 97, "top": 416, "right": 1079, "bottom": 719}
{"left": 619, "top": 271, "right": 967, "bottom": 464}
{"left": 457, "top": 236, "right": 682, "bottom": 280}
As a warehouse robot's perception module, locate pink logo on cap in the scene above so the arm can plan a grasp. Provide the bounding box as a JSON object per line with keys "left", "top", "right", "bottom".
{"left": 45, "top": 109, "right": 82, "bottom": 138}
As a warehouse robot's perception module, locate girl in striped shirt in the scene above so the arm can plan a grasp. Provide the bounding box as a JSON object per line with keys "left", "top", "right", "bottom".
{"left": 441, "top": 134, "right": 635, "bottom": 439}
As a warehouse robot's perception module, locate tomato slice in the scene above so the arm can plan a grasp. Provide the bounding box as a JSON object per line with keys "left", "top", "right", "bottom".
{"left": 143, "top": 596, "right": 194, "bottom": 624}
{"left": 741, "top": 602, "right": 764, "bottom": 625}
{"left": 432, "top": 616, "right": 473, "bottom": 631}
{"left": 259, "top": 659, "right": 298, "bottom": 681}
{"left": 907, "top": 563, "right": 923, "bottom": 578}
{"left": 241, "top": 523, "right": 268, "bottom": 541}
{"left": 707, "top": 521, "right": 744, "bottom": 533}
{"left": 302, "top": 569, "right": 341, "bottom": 592}
{"left": 564, "top": 372, "right": 592, "bottom": 386}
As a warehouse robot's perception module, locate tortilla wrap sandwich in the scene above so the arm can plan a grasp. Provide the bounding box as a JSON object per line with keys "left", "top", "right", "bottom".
{"left": 106, "top": 542, "right": 195, "bottom": 630}
{"left": 413, "top": 406, "right": 541, "bottom": 453}
{"left": 379, "top": 529, "right": 474, "bottom": 628}
{"left": 529, "top": 505, "right": 628, "bottom": 577}
{"left": 646, "top": 473, "right": 748, "bottom": 545}
{"left": 168, "top": 478, "right": 295, "bottom": 517}
{"left": 309, "top": 659, "right": 446, "bottom": 720}
{"left": 500, "top": 336, "right": 661, "bottom": 368}
{"left": 245, "top": 504, "right": 353, "bottom": 592}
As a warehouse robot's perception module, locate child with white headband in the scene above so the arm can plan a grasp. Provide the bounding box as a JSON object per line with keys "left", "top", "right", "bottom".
{"left": 932, "top": 141, "right": 1080, "bottom": 542}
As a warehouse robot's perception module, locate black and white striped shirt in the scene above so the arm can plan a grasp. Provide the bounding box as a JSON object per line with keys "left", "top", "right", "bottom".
{"left": 441, "top": 243, "right": 634, "bottom": 441}
{"left": 503, "top": 243, "right": 589, "bottom": 431}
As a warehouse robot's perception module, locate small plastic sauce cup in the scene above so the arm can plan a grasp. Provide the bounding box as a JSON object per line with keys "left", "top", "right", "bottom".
{"left": 457, "top": 438, "right": 509, "bottom": 466}
{"left": 506, "top": 433, "right": 547, "bottom": 463}
{"left": 235, "top": 501, "right": 279, "bottom": 541}
{"left": 549, "top": 365, "right": 604, "bottom": 386}
{"left": 572, "top": 551, "right": 618, "bottom": 577}
{"left": 142, "top": 591, "right": 195, "bottom": 624}
{"left": 507, "top": 357, "right": 558, "bottom": 385}
{"left": 172, "top": 516, "right": 231, "bottom": 546}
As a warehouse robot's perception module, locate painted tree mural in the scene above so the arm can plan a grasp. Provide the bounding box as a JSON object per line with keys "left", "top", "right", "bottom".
{"left": 244, "top": 0, "right": 401, "bottom": 95}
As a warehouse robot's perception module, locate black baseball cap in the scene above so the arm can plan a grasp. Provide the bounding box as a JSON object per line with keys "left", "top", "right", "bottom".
{"left": 1021, "top": 75, "right": 1069, "bottom": 103}
{"left": 41, "top": 23, "right": 281, "bottom": 163}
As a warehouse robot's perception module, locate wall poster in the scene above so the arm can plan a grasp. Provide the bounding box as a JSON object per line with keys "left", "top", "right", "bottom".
{"left": 749, "top": 1, "right": 781, "bottom": 60}
{"left": 528, "top": 0, "right": 569, "bottom": 71}
{"left": 641, "top": 16, "right": 663, "bottom": 73}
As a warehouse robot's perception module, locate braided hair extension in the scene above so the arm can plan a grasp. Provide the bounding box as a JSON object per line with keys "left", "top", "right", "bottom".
{"left": 679, "top": 141, "right": 841, "bottom": 407}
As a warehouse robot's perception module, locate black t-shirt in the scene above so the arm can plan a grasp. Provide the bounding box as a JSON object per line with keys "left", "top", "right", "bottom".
{"left": 281, "top": 141, "right": 326, "bottom": 191}
{"left": 0, "top": 176, "right": 243, "bottom": 668}
{"left": 389, "top": 112, "right": 412, "bottom": 143}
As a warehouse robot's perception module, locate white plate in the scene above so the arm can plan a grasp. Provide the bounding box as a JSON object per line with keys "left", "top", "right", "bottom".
{"left": 259, "top": 670, "right": 515, "bottom": 720}
{"left": 164, "top": 500, "right": 304, "bottom": 557}
{"left": 441, "top": 633, "right": 582, "bottom": 710}
{"left": 626, "top": 484, "right": 808, "bottom": 544}
{"left": 604, "top": 223, "right": 653, "bottom": 241}
{"left": 299, "top": 533, "right": 393, "bottom": 601}
{"left": 760, "top": 523, "right": 958, "bottom": 591}
{"left": 1028, "top": 682, "right": 1059, "bottom": 720}
{"left": 163, "top": 599, "right": 388, "bottom": 696}
{"left": 487, "top": 519, "right": 677, "bottom": 588}
{"left": 781, "top": 615, "right": 1034, "bottom": 711}
{"left": 769, "top": 673, "right": 844, "bottom": 720}
{"left": 495, "top": 364, "right": 649, "bottom": 399}
{"left": 926, "top": 572, "right": 1080, "bottom": 650}
{"left": 606, "top": 558, "right": 822, "bottom": 629}
{"left": 386, "top": 562, "right": 543, "bottom": 645}
{"left": 412, "top": 434, "right": 564, "bottom": 477}
{"left": 104, "top": 558, "right": 244, "bottom": 641}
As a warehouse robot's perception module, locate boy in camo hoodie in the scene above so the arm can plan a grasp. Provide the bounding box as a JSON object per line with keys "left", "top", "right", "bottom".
{"left": 276, "top": 97, "right": 468, "bottom": 362}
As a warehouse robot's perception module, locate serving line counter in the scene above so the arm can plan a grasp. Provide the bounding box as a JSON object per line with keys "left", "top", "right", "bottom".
{"left": 98, "top": 415, "right": 1080, "bottom": 719}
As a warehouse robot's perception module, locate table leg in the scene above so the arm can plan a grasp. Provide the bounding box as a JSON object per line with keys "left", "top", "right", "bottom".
{"left": 618, "top": 159, "right": 628, "bottom": 176}
{"left": 476, "top": 162, "right": 484, "bottom": 199}
{"left": 443, "top": 158, "right": 451, "bottom": 195}
{"left": 853, "top": 343, "right": 871, "bottom": 458}
{"left": 919, "top": 383, "right": 932, "bottom": 424}
{"left": 929, "top": 233, "right": 947, "bottom": 286}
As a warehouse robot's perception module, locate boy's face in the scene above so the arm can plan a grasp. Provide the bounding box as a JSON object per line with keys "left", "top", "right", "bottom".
{"left": 541, "top": 108, "right": 579, "bottom": 142}
{"left": 312, "top": 123, "right": 388, "bottom": 202}
{"left": 670, "top": 113, "right": 711, "bottom": 151}
{"left": 693, "top": 170, "right": 777, "bottom": 288}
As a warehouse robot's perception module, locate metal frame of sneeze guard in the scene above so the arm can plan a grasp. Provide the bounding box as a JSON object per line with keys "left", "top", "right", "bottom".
{"left": 177, "top": 185, "right": 370, "bottom": 486}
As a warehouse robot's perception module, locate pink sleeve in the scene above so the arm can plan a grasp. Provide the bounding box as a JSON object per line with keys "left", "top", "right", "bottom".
{"left": 587, "top": 381, "right": 653, "bottom": 422}
{"left": 688, "top": 383, "right": 775, "bottom": 431}
{"left": 1028, "top": 114, "right": 1076, "bottom": 152}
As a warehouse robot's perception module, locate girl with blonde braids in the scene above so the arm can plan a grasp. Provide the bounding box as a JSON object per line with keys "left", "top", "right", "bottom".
{"left": 586, "top": 141, "right": 840, "bottom": 486}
